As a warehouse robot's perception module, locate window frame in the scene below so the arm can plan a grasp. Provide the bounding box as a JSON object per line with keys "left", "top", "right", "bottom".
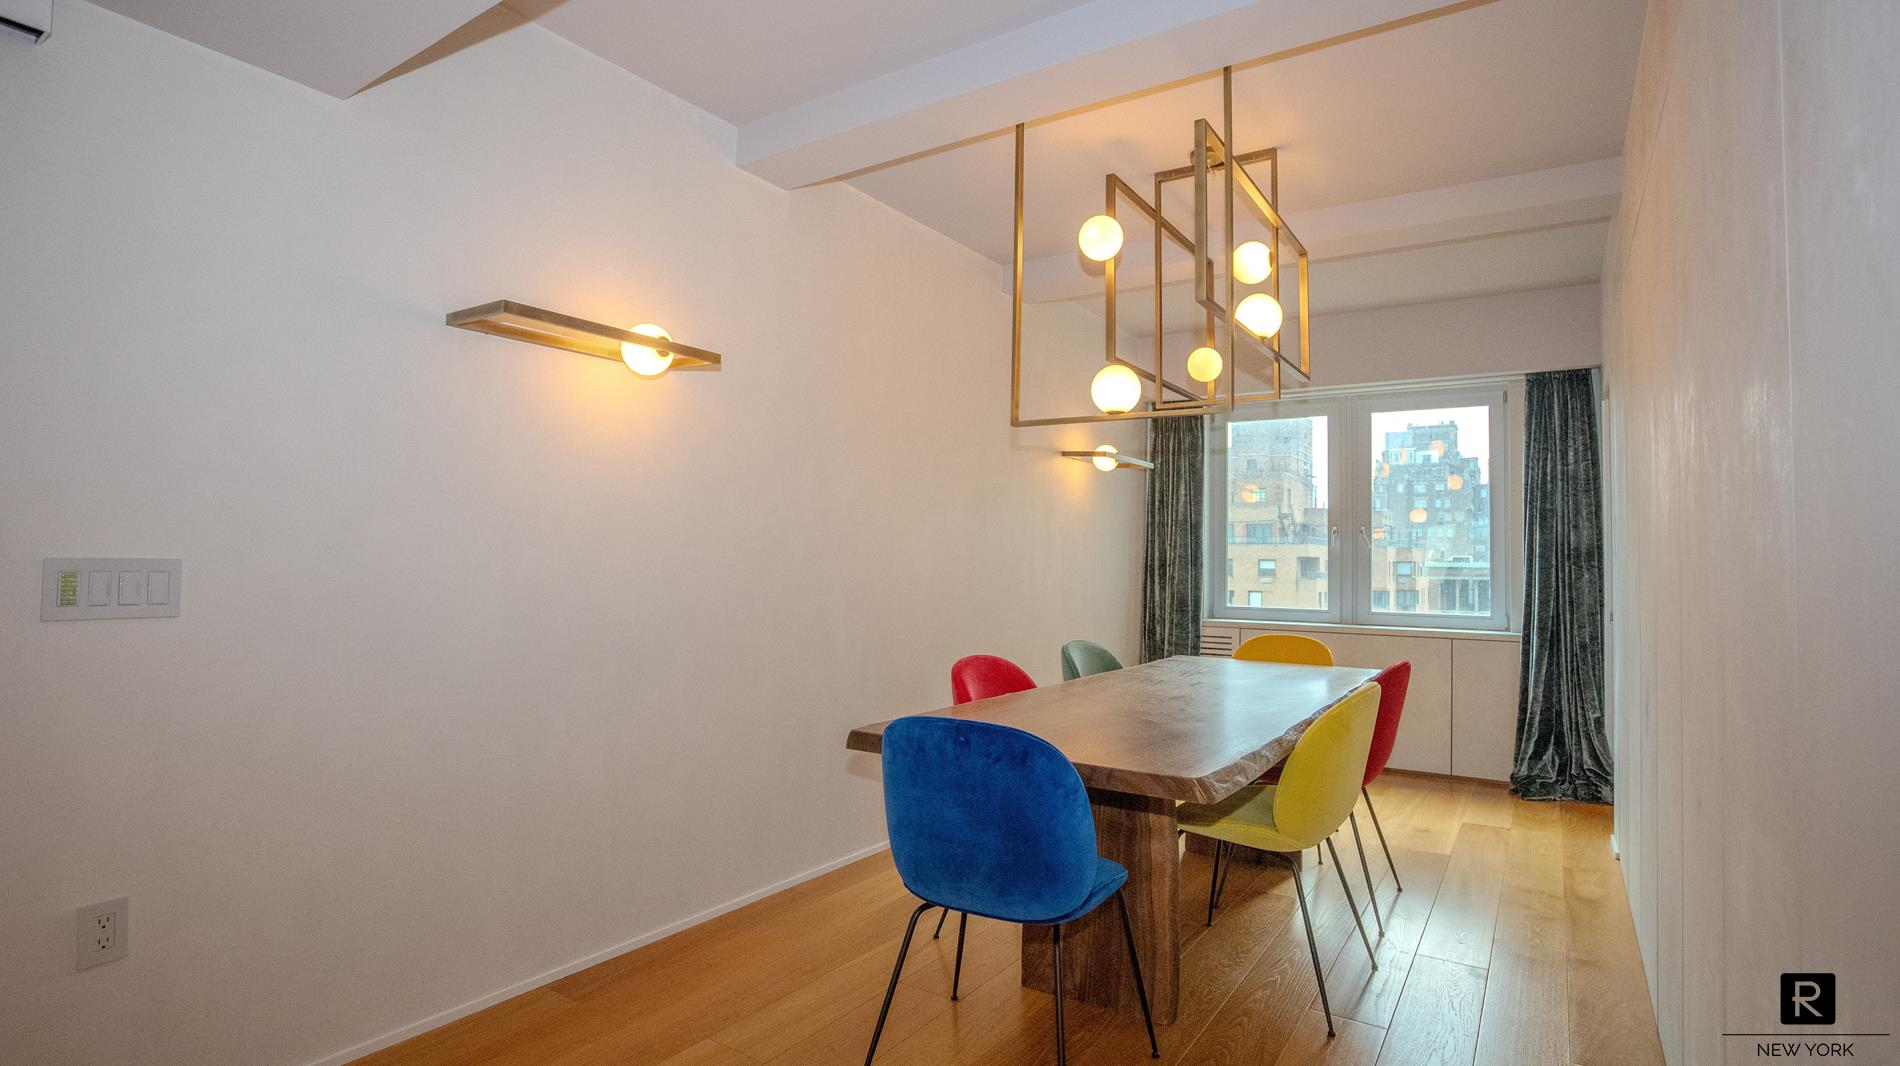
{"left": 1205, "top": 395, "right": 1347, "bottom": 624}
{"left": 1207, "top": 378, "right": 1519, "bottom": 633}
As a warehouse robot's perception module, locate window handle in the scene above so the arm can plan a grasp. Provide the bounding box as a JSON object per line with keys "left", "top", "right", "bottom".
{"left": 1358, "top": 525, "right": 1371, "bottom": 546}
{"left": 1329, "top": 525, "right": 1338, "bottom": 545}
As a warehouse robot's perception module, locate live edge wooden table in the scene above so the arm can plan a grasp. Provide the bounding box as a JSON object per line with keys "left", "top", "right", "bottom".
{"left": 845, "top": 654, "right": 1377, "bottom": 1025}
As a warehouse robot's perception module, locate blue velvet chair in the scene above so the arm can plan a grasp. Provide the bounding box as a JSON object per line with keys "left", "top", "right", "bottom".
{"left": 868, "top": 716, "right": 1159, "bottom": 1065}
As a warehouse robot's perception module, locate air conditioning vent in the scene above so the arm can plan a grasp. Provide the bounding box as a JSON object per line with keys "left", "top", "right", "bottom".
{"left": 1199, "top": 623, "right": 1239, "bottom": 657}
{"left": 1, "top": 0, "right": 53, "bottom": 43}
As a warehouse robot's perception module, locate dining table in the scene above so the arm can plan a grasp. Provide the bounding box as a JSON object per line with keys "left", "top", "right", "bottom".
{"left": 845, "top": 653, "right": 1378, "bottom": 1024}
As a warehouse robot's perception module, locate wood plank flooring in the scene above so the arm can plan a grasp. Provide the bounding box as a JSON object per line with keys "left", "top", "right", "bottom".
{"left": 354, "top": 773, "right": 1662, "bottom": 1066}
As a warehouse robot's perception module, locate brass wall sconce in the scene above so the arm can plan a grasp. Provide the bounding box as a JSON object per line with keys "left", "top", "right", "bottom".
{"left": 1061, "top": 446, "right": 1154, "bottom": 472}
{"left": 446, "top": 300, "right": 723, "bottom": 378}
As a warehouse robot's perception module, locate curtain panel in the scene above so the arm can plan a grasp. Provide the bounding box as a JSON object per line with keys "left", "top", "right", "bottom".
{"left": 1512, "top": 368, "right": 1614, "bottom": 802}
{"left": 1140, "top": 416, "right": 1205, "bottom": 662}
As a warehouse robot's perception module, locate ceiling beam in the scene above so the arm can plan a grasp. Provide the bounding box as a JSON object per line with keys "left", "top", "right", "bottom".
{"left": 1014, "top": 158, "right": 1622, "bottom": 301}
{"left": 736, "top": 0, "right": 1491, "bottom": 189}
{"left": 88, "top": 0, "right": 500, "bottom": 98}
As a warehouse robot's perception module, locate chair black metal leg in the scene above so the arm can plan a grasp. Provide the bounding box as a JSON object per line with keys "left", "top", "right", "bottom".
{"left": 1114, "top": 891, "right": 1162, "bottom": 1059}
{"left": 1214, "top": 841, "right": 1235, "bottom": 907}
{"left": 865, "top": 902, "right": 934, "bottom": 1065}
{"left": 1363, "top": 788, "right": 1402, "bottom": 892}
{"left": 1348, "top": 812, "right": 1385, "bottom": 935}
{"left": 932, "top": 908, "right": 949, "bottom": 939}
{"left": 1051, "top": 924, "right": 1067, "bottom": 1066}
{"left": 1290, "top": 866, "right": 1335, "bottom": 1037}
{"left": 1205, "top": 840, "right": 1225, "bottom": 926}
{"left": 950, "top": 911, "right": 969, "bottom": 1000}
{"left": 1326, "top": 838, "right": 1379, "bottom": 967}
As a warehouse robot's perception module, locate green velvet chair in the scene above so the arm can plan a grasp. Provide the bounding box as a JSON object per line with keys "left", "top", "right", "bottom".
{"left": 1059, "top": 639, "right": 1124, "bottom": 681}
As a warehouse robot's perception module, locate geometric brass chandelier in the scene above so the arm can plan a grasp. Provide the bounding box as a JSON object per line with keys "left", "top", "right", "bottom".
{"left": 1010, "top": 66, "right": 1310, "bottom": 427}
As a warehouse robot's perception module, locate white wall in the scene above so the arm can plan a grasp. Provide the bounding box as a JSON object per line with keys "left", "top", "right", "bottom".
{"left": 1162, "top": 281, "right": 1601, "bottom": 392}
{"left": 1602, "top": 0, "right": 1900, "bottom": 1060}
{"left": 0, "top": 5, "right": 1146, "bottom": 1064}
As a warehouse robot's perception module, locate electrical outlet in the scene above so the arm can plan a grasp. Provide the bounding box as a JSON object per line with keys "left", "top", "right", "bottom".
{"left": 76, "top": 898, "right": 128, "bottom": 970}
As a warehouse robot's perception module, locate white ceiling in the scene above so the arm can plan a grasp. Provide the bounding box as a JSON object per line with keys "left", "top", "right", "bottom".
{"left": 83, "top": 0, "right": 1647, "bottom": 317}
{"left": 86, "top": 0, "right": 497, "bottom": 98}
{"left": 510, "top": 0, "right": 1098, "bottom": 125}
{"left": 848, "top": 0, "right": 1645, "bottom": 265}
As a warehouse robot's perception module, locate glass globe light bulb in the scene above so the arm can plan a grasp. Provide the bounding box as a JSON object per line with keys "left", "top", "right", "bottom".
{"left": 1232, "top": 240, "right": 1273, "bottom": 285}
{"left": 621, "top": 323, "right": 674, "bottom": 377}
{"left": 1076, "top": 215, "right": 1125, "bottom": 262}
{"left": 1447, "top": 473, "right": 1464, "bottom": 490}
{"left": 1234, "top": 292, "right": 1284, "bottom": 338}
{"left": 1090, "top": 363, "right": 1142, "bottom": 414}
{"left": 1186, "top": 346, "right": 1223, "bottom": 383}
{"left": 1410, "top": 507, "right": 1428, "bottom": 524}
{"left": 1092, "top": 445, "right": 1120, "bottom": 472}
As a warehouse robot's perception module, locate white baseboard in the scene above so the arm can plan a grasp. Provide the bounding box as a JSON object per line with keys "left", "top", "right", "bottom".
{"left": 305, "top": 840, "right": 892, "bottom": 1066}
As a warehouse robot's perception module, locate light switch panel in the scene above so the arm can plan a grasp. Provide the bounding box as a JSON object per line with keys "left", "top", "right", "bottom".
{"left": 42, "top": 559, "right": 182, "bottom": 620}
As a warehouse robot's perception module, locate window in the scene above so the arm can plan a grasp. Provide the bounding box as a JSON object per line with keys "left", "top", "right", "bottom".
{"left": 1218, "top": 414, "right": 1330, "bottom": 613}
{"left": 1370, "top": 402, "right": 1496, "bottom": 621}
{"left": 1209, "top": 381, "right": 1516, "bottom": 631}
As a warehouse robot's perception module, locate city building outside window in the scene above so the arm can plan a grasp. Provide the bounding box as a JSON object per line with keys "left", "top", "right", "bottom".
{"left": 1208, "top": 381, "right": 1516, "bottom": 631}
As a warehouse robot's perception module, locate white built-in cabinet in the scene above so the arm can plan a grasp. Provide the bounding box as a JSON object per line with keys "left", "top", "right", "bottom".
{"left": 1200, "top": 621, "right": 1520, "bottom": 781}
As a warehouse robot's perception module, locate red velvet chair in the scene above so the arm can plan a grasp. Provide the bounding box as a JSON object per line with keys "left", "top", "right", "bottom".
{"left": 1355, "top": 660, "right": 1412, "bottom": 892}
{"left": 950, "top": 654, "right": 1037, "bottom": 705}
{"left": 934, "top": 654, "right": 1040, "bottom": 946}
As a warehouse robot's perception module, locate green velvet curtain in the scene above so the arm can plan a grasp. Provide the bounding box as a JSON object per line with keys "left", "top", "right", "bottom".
{"left": 1141, "top": 415, "right": 1205, "bottom": 662}
{"left": 1511, "top": 368, "right": 1613, "bottom": 802}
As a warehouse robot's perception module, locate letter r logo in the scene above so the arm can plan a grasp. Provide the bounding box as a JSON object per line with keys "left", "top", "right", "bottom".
{"left": 1780, "top": 972, "right": 1836, "bottom": 1025}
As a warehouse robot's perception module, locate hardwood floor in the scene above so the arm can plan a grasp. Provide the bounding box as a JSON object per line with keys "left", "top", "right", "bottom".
{"left": 354, "top": 773, "right": 1663, "bottom": 1066}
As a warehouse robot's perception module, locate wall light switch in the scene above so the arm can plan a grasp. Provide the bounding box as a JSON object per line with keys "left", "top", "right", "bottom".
{"left": 42, "top": 559, "right": 182, "bottom": 620}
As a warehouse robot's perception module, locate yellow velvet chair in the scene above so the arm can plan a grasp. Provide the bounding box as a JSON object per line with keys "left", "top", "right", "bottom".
{"left": 1230, "top": 632, "right": 1338, "bottom": 868}
{"left": 1232, "top": 632, "right": 1334, "bottom": 666}
{"left": 1177, "top": 683, "right": 1380, "bottom": 1037}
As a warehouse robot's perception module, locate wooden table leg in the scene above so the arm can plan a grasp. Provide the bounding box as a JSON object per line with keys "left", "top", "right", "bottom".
{"left": 1023, "top": 790, "right": 1179, "bottom": 1024}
